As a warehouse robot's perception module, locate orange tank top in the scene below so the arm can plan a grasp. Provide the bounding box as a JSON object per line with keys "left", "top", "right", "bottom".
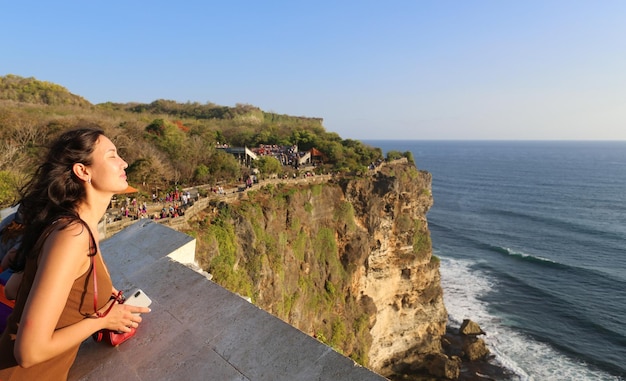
{"left": 0, "top": 221, "right": 112, "bottom": 380}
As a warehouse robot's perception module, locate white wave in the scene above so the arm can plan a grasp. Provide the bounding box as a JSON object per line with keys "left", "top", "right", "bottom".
{"left": 438, "top": 254, "right": 622, "bottom": 381}
{"left": 501, "top": 246, "right": 557, "bottom": 264}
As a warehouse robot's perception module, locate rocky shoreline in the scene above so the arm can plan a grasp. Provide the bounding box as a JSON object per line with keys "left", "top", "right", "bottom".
{"left": 441, "top": 322, "right": 517, "bottom": 381}
{"left": 388, "top": 320, "right": 518, "bottom": 381}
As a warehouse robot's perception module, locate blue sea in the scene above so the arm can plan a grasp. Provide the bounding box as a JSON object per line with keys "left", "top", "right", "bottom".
{"left": 365, "top": 140, "right": 626, "bottom": 381}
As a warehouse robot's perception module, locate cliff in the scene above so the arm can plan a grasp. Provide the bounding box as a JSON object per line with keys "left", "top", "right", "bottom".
{"left": 189, "top": 159, "right": 450, "bottom": 378}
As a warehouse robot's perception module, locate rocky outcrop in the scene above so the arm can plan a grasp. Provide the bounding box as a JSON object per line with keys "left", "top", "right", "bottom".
{"left": 460, "top": 319, "right": 486, "bottom": 336}
{"left": 190, "top": 159, "right": 450, "bottom": 378}
{"left": 441, "top": 320, "right": 514, "bottom": 381}
{"left": 339, "top": 161, "right": 448, "bottom": 375}
{"left": 458, "top": 320, "right": 490, "bottom": 362}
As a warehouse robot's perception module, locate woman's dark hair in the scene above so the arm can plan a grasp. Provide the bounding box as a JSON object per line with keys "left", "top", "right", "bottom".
{"left": 10, "top": 127, "right": 104, "bottom": 271}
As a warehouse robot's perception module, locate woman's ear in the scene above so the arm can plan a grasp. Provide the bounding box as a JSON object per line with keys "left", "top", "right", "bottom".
{"left": 72, "top": 163, "right": 91, "bottom": 183}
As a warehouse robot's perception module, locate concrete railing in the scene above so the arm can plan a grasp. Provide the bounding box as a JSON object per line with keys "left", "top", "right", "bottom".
{"left": 70, "top": 220, "right": 387, "bottom": 381}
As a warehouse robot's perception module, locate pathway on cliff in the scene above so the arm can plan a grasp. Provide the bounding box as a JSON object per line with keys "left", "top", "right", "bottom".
{"left": 104, "top": 159, "right": 403, "bottom": 238}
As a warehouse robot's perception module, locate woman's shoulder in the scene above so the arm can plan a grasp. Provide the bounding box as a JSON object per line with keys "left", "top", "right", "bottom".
{"left": 43, "top": 218, "right": 94, "bottom": 255}
{"left": 37, "top": 219, "right": 94, "bottom": 275}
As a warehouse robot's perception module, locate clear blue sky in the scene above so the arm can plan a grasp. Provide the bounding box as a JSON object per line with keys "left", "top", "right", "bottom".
{"left": 2, "top": 1, "right": 626, "bottom": 140}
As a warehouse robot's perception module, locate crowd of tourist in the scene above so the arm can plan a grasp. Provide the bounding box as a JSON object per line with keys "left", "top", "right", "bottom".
{"left": 251, "top": 144, "right": 306, "bottom": 167}
{"left": 110, "top": 188, "right": 197, "bottom": 222}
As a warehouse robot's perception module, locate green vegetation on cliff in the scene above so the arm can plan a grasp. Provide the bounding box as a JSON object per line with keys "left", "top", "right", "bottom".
{"left": 190, "top": 182, "right": 376, "bottom": 365}
{"left": 0, "top": 74, "right": 91, "bottom": 106}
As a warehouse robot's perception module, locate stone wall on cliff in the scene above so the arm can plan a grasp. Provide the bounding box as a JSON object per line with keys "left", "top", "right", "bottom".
{"left": 189, "top": 159, "right": 447, "bottom": 377}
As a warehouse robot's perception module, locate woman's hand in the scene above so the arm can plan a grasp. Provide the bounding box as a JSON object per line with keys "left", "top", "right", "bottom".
{"left": 99, "top": 300, "right": 151, "bottom": 332}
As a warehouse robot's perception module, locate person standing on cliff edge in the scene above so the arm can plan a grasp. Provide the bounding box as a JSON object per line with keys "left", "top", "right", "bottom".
{"left": 0, "top": 127, "right": 150, "bottom": 380}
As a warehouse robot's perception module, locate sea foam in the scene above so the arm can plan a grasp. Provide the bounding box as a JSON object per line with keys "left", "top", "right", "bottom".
{"left": 438, "top": 255, "right": 621, "bottom": 381}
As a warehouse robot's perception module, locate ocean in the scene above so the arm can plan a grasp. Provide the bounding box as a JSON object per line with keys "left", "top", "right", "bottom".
{"left": 365, "top": 140, "right": 626, "bottom": 381}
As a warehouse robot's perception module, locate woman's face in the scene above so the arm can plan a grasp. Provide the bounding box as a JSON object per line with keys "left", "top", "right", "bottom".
{"left": 88, "top": 135, "right": 129, "bottom": 194}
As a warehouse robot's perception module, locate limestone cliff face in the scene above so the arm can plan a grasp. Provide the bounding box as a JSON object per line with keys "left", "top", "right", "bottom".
{"left": 193, "top": 159, "right": 448, "bottom": 376}
{"left": 342, "top": 161, "right": 448, "bottom": 374}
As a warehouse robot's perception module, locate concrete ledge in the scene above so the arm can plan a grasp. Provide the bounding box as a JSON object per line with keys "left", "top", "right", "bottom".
{"left": 69, "top": 220, "right": 386, "bottom": 381}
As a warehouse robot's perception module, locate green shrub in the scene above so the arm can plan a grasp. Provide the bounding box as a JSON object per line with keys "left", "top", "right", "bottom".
{"left": 0, "top": 171, "right": 19, "bottom": 205}
{"left": 311, "top": 183, "right": 323, "bottom": 196}
{"left": 386, "top": 150, "right": 403, "bottom": 161}
{"left": 412, "top": 219, "right": 432, "bottom": 258}
{"left": 334, "top": 201, "right": 356, "bottom": 232}
{"left": 395, "top": 213, "right": 413, "bottom": 232}
{"left": 324, "top": 280, "right": 336, "bottom": 298}
{"left": 304, "top": 202, "right": 313, "bottom": 213}
{"left": 330, "top": 319, "right": 346, "bottom": 350}
{"left": 292, "top": 230, "right": 307, "bottom": 261}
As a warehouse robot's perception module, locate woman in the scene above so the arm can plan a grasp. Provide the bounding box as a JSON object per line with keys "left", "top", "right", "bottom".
{"left": 0, "top": 128, "right": 150, "bottom": 380}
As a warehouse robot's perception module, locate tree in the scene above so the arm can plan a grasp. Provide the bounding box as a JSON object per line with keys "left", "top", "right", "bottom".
{"left": 125, "top": 145, "right": 172, "bottom": 187}
{"left": 194, "top": 164, "right": 210, "bottom": 183}
{"left": 291, "top": 129, "right": 318, "bottom": 151}
{"left": 145, "top": 119, "right": 167, "bottom": 136}
{"left": 386, "top": 150, "right": 404, "bottom": 161}
{"left": 254, "top": 156, "right": 283, "bottom": 178}
{"left": 208, "top": 150, "right": 241, "bottom": 183}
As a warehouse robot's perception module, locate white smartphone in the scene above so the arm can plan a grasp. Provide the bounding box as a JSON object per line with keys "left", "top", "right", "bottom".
{"left": 125, "top": 289, "right": 152, "bottom": 315}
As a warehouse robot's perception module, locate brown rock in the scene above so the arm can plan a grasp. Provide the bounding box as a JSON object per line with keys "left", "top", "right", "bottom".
{"left": 463, "top": 339, "right": 490, "bottom": 361}
{"left": 459, "top": 319, "right": 486, "bottom": 336}
{"left": 426, "top": 353, "right": 461, "bottom": 380}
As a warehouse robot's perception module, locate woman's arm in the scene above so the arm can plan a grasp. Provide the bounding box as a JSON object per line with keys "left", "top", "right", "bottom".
{"left": 4, "top": 271, "right": 22, "bottom": 300}
{"left": 14, "top": 223, "right": 149, "bottom": 368}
